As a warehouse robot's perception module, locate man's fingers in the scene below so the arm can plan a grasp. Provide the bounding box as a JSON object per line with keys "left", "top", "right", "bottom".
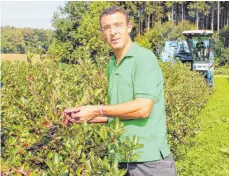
{"left": 69, "top": 116, "right": 81, "bottom": 122}
{"left": 71, "top": 112, "right": 82, "bottom": 119}
{"left": 65, "top": 114, "right": 72, "bottom": 120}
{"left": 64, "top": 107, "right": 81, "bottom": 114}
{"left": 62, "top": 117, "right": 82, "bottom": 125}
{"left": 62, "top": 119, "right": 69, "bottom": 126}
{"left": 64, "top": 109, "right": 81, "bottom": 120}
{"left": 73, "top": 119, "right": 82, "bottom": 124}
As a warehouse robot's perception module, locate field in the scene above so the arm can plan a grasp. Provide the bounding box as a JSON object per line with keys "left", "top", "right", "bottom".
{"left": 177, "top": 75, "right": 229, "bottom": 176}
{"left": 1, "top": 54, "right": 42, "bottom": 63}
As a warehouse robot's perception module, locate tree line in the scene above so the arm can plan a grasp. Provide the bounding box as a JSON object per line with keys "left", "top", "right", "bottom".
{"left": 1, "top": 26, "right": 52, "bottom": 54}
{"left": 47, "top": 1, "right": 229, "bottom": 64}
{"left": 113, "top": 1, "right": 228, "bottom": 34}
{"left": 1, "top": 1, "right": 229, "bottom": 65}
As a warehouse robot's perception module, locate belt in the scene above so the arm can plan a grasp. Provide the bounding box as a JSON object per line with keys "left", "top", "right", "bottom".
{"left": 118, "top": 154, "right": 171, "bottom": 171}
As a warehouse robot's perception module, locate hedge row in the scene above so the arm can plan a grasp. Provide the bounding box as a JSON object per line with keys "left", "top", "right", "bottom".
{"left": 1, "top": 59, "right": 211, "bottom": 175}
{"left": 214, "top": 66, "right": 229, "bottom": 75}
{"left": 160, "top": 62, "right": 212, "bottom": 159}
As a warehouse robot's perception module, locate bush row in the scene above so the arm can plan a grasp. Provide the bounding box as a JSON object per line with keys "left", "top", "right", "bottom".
{"left": 214, "top": 66, "right": 229, "bottom": 75}
{"left": 1, "top": 59, "right": 211, "bottom": 175}
{"left": 160, "top": 62, "right": 212, "bottom": 159}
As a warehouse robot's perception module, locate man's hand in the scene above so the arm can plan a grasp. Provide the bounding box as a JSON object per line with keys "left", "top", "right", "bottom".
{"left": 64, "top": 105, "right": 100, "bottom": 123}
{"left": 72, "top": 105, "right": 100, "bottom": 121}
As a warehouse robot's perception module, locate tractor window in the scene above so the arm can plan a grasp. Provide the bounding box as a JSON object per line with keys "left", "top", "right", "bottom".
{"left": 188, "top": 36, "right": 210, "bottom": 61}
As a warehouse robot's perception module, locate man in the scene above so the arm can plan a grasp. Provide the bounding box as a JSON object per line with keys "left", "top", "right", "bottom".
{"left": 196, "top": 37, "right": 205, "bottom": 50}
{"left": 64, "top": 6, "right": 177, "bottom": 176}
{"left": 196, "top": 37, "right": 206, "bottom": 60}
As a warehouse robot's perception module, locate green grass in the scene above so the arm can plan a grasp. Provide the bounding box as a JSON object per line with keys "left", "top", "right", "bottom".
{"left": 177, "top": 75, "right": 229, "bottom": 176}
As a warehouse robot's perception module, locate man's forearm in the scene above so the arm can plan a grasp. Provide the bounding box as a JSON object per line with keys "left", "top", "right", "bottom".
{"left": 102, "top": 98, "right": 153, "bottom": 120}
{"left": 88, "top": 116, "right": 108, "bottom": 123}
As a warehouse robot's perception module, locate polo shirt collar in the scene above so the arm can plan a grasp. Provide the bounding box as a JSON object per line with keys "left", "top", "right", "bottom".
{"left": 111, "top": 42, "right": 138, "bottom": 65}
{"left": 124, "top": 42, "right": 138, "bottom": 57}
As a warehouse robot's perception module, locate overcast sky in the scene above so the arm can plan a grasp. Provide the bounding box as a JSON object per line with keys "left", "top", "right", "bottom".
{"left": 1, "top": 1, "right": 66, "bottom": 29}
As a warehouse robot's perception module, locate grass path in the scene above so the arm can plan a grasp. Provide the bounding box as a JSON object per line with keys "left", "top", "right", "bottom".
{"left": 177, "top": 75, "right": 229, "bottom": 176}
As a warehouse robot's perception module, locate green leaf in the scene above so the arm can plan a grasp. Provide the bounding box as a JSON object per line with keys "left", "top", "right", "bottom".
{"left": 58, "top": 165, "right": 69, "bottom": 175}
{"left": 84, "top": 160, "right": 92, "bottom": 172}
{"left": 95, "top": 89, "right": 102, "bottom": 96}
{"left": 134, "top": 144, "right": 144, "bottom": 149}
{"left": 47, "top": 152, "right": 53, "bottom": 160}
{"left": 45, "top": 160, "right": 53, "bottom": 169}
{"left": 41, "top": 172, "right": 49, "bottom": 176}
{"left": 133, "top": 135, "right": 138, "bottom": 145}
{"left": 111, "top": 158, "right": 118, "bottom": 169}
{"left": 9, "top": 137, "right": 17, "bottom": 145}
{"left": 53, "top": 152, "right": 60, "bottom": 165}
{"left": 30, "top": 172, "right": 40, "bottom": 176}
{"left": 21, "top": 130, "right": 30, "bottom": 137}
{"left": 63, "top": 142, "right": 71, "bottom": 149}
{"left": 75, "top": 167, "right": 83, "bottom": 176}
{"left": 118, "top": 169, "right": 127, "bottom": 176}
{"left": 102, "top": 156, "right": 110, "bottom": 171}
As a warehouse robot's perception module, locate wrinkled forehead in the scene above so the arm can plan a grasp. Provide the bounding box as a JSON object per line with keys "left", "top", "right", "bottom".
{"left": 100, "top": 12, "right": 127, "bottom": 26}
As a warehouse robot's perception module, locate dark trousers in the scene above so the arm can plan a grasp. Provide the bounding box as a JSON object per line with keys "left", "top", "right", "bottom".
{"left": 118, "top": 154, "right": 177, "bottom": 176}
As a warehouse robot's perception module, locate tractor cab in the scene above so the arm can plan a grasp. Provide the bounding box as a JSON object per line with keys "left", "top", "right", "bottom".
{"left": 182, "top": 30, "right": 214, "bottom": 86}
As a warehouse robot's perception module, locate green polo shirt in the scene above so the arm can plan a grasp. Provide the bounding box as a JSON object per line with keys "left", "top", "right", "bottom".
{"left": 107, "top": 42, "right": 170, "bottom": 162}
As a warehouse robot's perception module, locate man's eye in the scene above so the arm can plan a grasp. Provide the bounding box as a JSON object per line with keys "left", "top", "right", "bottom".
{"left": 103, "top": 26, "right": 111, "bottom": 31}
{"left": 115, "top": 23, "right": 124, "bottom": 27}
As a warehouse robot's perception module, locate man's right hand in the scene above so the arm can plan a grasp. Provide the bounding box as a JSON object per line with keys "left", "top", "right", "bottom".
{"left": 63, "top": 107, "right": 108, "bottom": 125}
{"left": 62, "top": 107, "right": 81, "bottom": 125}
{"left": 64, "top": 107, "right": 81, "bottom": 117}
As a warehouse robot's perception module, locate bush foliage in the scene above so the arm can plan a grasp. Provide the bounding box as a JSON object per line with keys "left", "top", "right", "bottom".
{"left": 1, "top": 60, "right": 141, "bottom": 175}
{"left": 214, "top": 66, "right": 229, "bottom": 75}
{"left": 160, "top": 62, "right": 211, "bottom": 159}
{"left": 1, "top": 59, "right": 211, "bottom": 175}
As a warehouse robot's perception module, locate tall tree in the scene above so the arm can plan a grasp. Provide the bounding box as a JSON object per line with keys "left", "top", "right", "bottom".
{"left": 217, "top": 1, "right": 220, "bottom": 32}
{"left": 145, "top": 1, "right": 154, "bottom": 32}
{"left": 210, "top": 2, "right": 217, "bottom": 31}
{"left": 49, "top": 1, "right": 112, "bottom": 63}
{"left": 49, "top": 2, "right": 90, "bottom": 63}
{"left": 165, "top": 2, "right": 174, "bottom": 24}
{"left": 75, "top": 2, "right": 111, "bottom": 59}
{"left": 227, "top": 2, "right": 229, "bottom": 27}
{"left": 149, "top": 2, "right": 164, "bottom": 27}
{"left": 188, "top": 2, "right": 210, "bottom": 29}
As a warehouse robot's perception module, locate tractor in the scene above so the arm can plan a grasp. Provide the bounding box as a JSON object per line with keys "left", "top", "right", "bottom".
{"left": 160, "top": 30, "right": 214, "bottom": 86}
{"left": 182, "top": 30, "right": 214, "bottom": 86}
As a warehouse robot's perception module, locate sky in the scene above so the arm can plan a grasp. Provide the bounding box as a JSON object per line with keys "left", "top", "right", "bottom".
{"left": 1, "top": 1, "right": 67, "bottom": 29}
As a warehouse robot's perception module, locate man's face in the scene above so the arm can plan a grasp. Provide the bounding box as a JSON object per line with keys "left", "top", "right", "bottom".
{"left": 100, "top": 12, "right": 132, "bottom": 51}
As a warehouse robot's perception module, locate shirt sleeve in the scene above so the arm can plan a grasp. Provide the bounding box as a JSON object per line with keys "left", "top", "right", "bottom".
{"left": 133, "top": 53, "right": 164, "bottom": 102}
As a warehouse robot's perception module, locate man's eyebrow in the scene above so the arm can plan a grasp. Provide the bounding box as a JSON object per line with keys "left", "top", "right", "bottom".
{"left": 114, "top": 22, "right": 124, "bottom": 24}
{"left": 103, "top": 24, "right": 111, "bottom": 27}
{"left": 102, "top": 22, "right": 125, "bottom": 29}
{"left": 101, "top": 24, "right": 111, "bottom": 29}
{"left": 103, "top": 22, "right": 124, "bottom": 26}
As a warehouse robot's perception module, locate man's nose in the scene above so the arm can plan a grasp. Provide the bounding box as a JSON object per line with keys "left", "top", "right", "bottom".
{"left": 110, "top": 25, "right": 118, "bottom": 35}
